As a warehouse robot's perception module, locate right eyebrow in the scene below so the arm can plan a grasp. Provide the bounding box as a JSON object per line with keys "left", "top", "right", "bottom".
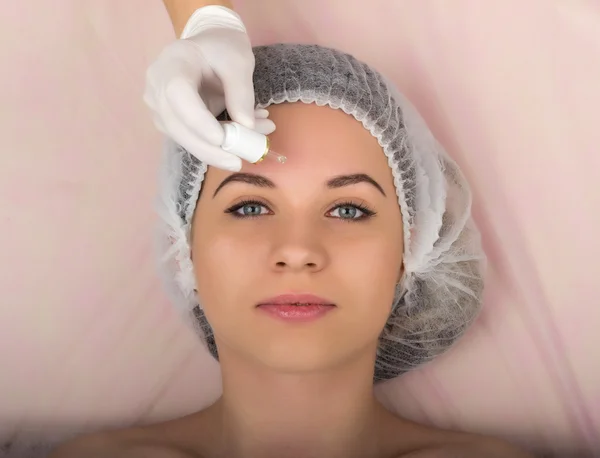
{"left": 213, "top": 173, "right": 276, "bottom": 198}
{"left": 326, "top": 173, "right": 386, "bottom": 197}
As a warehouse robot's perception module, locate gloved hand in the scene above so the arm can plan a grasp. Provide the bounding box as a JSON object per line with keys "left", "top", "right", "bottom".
{"left": 144, "top": 6, "right": 275, "bottom": 171}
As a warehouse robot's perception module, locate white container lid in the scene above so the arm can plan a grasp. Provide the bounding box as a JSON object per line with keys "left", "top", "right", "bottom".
{"left": 221, "top": 122, "right": 268, "bottom": 163}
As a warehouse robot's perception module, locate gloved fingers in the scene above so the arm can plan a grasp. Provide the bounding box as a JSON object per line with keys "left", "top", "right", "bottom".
{"left": 252, "top": 108, "right": 275, "bottom": 134}
{"left": 157, "top": 100, "right": 272, "bottom": 164}
{"left": 215, "top": 60, "right": 256, "bottom": 130}
{"left": 254, "top": 108, "right": 270, "bottom": 119}
{"left": 164, "top": 77, "right": 225, "bottom": 147}
{"left": 160, "top": 103, "right": 241, "bottom": 171}
{"left": 191, "top": 142, "right": 242, "bottom": 172}
{"left": 206, "top": 97, "right": 227, "bottom": 118}
{"left": 254, "top": 118, "right": 276, "bottom": 136}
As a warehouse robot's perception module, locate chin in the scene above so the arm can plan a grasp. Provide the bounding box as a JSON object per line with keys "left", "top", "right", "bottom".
{"left": 250, "top": 341, "right": 373, "bottom": 376}
{"left": 257, "top": 343, "right": 335, "bottom": 373}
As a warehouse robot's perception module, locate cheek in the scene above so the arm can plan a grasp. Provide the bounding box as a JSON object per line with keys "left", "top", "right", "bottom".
{"left": 192, "top": 232, "right": 266, "bottom": 302}
{"left": 330, "top": 229, "right": 402, "bottom": 312}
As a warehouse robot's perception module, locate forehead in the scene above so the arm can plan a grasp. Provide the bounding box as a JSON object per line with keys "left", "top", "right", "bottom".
{"left": 204, "top": 103, "right": 394, "bottom": 190}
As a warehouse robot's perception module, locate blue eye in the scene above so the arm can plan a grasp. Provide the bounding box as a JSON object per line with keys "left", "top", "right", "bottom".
{"left": 237, "top": 203, "right": 267, "bottom": 216}
{"left": 226, "top": 200, "right": 271, "bottom": 218}
{"left": 327, "top": 201, "right": 375, "bottom": 221}
{"left": 329, "top": 205, "right": 363, "bottom": 219}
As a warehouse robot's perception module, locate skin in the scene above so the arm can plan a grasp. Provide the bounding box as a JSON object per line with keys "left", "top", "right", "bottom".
{"left": 49, "top": 104, "right": 534, "bottom": 458}
{"left": 163, "top": 0, "right": 234, "bottom": 36}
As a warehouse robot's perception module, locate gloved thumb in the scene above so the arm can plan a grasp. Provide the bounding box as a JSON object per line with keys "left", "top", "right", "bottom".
{"left": 220, "top": 65, "right": 256, "bottom": 130}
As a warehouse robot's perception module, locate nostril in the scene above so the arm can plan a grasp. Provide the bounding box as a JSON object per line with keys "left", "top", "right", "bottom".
{"left": 273, "top": 260, "right": 320, "bottom": 270}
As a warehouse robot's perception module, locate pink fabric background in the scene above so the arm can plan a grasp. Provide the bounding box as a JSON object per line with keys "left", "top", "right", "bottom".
{"left": 0, "top": 1, "right": 598, "bottom": 456}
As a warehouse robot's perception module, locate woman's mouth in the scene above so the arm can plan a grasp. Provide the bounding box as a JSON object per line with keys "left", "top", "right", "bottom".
{"left": 256, "top": 293, "right": 336, "bottom": 322}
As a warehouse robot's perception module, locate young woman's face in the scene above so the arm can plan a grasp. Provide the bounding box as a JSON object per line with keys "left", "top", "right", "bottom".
{"left": 192, "top": 103, "right": 404, "bottom": 374}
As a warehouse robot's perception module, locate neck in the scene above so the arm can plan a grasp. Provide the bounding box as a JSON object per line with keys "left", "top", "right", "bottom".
{"left": 209, "top": 349, "right": 388, "bottom": 458}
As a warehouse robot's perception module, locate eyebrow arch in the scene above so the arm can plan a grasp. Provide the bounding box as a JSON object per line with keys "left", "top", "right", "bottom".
{"left": 212, "top": 172, "right": 386, "bottom": 198}
{"left": 327, "top": 174, "right": 386, "bottom": 196}
{"left": 213, "top": 173, "right": 276, "bottom": 198}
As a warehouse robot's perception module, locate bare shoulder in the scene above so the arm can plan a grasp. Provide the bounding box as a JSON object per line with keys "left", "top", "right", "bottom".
{"left": 401, "top": 437, "right": 535, "bottom": 458}
{"left": 47, "top": 428, "right": 198, "bottom": 458}
{"left": 47, "top": 432, "right": 119, "bottom": 458}
{"left": 49, "top": 409, "right": 216, "bottom": 458}
{"left": 384, "top": 415, "right": 534, "bottom": 458}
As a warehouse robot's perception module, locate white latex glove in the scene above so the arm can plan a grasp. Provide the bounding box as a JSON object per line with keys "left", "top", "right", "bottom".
{"left": 144, "top": 6, "right": 275, "bottom": 171}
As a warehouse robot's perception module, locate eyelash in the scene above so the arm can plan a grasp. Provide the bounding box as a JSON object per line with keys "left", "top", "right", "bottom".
{"left": 224, "top": 199, "right": 376, "bottom": 222}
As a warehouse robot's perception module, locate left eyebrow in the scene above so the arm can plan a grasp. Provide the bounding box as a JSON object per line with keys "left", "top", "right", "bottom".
{"left": 326, "top": 174, "right": 386, "bottom": 197}
{"left": 213, "top": 173, "right": 276, "bottom": 198}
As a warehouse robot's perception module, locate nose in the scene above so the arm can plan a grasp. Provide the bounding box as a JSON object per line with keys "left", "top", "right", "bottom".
{"left": 269, "top": 227, "right": 329, "bottom": 274}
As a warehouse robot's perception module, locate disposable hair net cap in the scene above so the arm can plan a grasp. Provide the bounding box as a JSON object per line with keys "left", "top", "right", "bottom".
{"left": 157, "top": 44, "right": 486, "bottom": 382}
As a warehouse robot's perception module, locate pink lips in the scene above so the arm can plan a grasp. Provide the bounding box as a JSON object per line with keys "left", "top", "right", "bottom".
{"left": 257, "top": 293, "right": 336, "bottom": 322}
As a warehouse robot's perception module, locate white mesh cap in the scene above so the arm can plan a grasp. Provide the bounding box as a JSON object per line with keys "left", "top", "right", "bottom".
{"left": 156, "top": 44, "right": 485, "bottom": 381}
